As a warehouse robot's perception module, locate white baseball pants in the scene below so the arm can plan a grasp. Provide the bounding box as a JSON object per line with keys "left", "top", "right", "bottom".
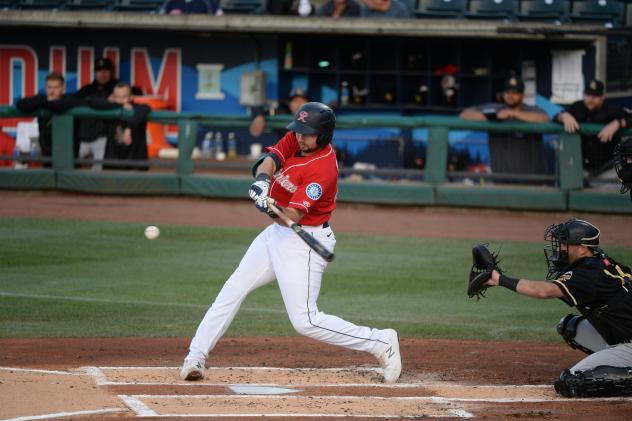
{"left": 185, "top": 222, "right": 391, "bottom": 363}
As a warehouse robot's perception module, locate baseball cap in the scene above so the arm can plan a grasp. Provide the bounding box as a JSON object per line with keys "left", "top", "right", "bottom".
{"left": 289, "top": 87, "right": 308, "bottom": 100}
{"left": 95, "top": 58, "right": 114, "bottom": 72}
{"left": 584, "top": 79, "right": 604, "bottom": 96}
{"left": 503, "top": 77, "right": 525, "bottom": 93}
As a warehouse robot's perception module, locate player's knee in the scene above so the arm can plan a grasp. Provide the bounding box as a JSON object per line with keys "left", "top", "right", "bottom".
{"left": 556, "top": 314, "right": 593, "bottom": 355}
{"left": 554, "top": 366, "right": 632, "bottom": 397}
{"left": 289, "top": 317, "right": 316, "bottom": 337}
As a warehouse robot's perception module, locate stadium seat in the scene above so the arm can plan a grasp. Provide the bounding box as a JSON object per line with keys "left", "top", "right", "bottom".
{"left": 398, "top": 0, "right": 415, "bottom": 14}
{"left": 112, "top": 0, "right": 162, "bottom": 12}
{"left": 18, "top": 0, "right": 65, "bottom": 9}
{"left": 570, "top": 0, "right": 626, "bottom": 26}
{"left": 221, "top": 0, "right": 267, "bottom": 14}
{"left": 465, "top": 0, "right": 517, "bottom": 20}
{"left": 65, "top": 0, "right": 111, "bottom": 10}
{"left": 414, "top": 0, "right": 467, "bottom": 18}
{"left": 0, "top": 0, "right": 16, "bottom": 10}
{"left": 517, "top": 0, "right": 570, "bottom": 23}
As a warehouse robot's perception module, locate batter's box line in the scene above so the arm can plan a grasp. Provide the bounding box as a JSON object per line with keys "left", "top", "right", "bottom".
{"left": 117, "top": 394, "right": 474, "bottom": 419}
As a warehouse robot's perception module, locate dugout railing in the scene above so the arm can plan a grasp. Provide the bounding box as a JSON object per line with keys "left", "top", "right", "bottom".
{"left": 0, "top": 106, "right": 630, "bottom": 213}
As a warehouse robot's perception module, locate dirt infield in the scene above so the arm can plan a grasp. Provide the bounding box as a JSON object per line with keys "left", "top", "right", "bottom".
{"left": 2, "top": 190, "right": 632, "bottom": 420}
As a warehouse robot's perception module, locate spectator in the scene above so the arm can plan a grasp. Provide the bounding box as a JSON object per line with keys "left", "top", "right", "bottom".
{"left": 15, "top": 72, "right": 83, "bottom": 167}
{"left": 96, "top": 82, "right": 151, "bottom": 170}
{"left": 162, "top": 0, "right": 222, "bottom": 15}
{"left": 249, "top": 87, "right": 309, "bottom": 138}
{"left": 459, "top": 77, "right": 550, "bottom": 181}
{"left": 75, "top": 58, "right": 120, "bottom": 171}
{"left": 317, "top": 0, "right": 361, "bottom": 17}
{"left": 361, "top": 0, "right": 412, "bottom": 18}
{"left": 555, "top": 80, "right": 629, "bottom": 178}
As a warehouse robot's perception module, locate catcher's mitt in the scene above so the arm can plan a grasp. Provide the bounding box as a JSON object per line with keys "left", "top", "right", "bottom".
{"left": 468, "top": 244, "right": 503, "bottom": 299}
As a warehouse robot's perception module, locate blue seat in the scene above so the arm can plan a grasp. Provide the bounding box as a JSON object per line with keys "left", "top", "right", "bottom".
{"left": 465, "top": 0, "right": 517, "bottom": 20}
{"left": 18, "top": 0, "right": 64, "bottom": 9}
{"left": 570, "top": 0, "right": 625, "bottom": 26}
{"left": 112, "top": 0, "right": 162, "bottom": 11}
{"left": 65, "top": 0, "right": 111, "bottom": 10}
{"left": 221, "top": 0, "right": 267, "bottom": 14}
{"left": 415, "top": 0, "right": 467, "bottom": 18}
{"left": 0, "top": 0, "right": 16, "bottom": 9}
{"left": 518, "top": 0, "right": 570, "bottom": 23}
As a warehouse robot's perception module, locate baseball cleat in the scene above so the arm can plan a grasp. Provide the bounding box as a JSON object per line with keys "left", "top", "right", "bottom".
{"left": 179, "top": 359, "right": 205, "bottom": 381}
{"left": 378, "top": 328, "right": 402, "bottom": 383}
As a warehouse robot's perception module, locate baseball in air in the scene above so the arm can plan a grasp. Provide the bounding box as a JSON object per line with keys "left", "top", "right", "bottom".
{"left": 144, "top": 225, "right": 160, "bottom": 240}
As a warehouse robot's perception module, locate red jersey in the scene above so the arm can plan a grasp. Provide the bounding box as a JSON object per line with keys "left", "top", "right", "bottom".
{"left": 266, "top": 132, "right": 338, "bottom": 226}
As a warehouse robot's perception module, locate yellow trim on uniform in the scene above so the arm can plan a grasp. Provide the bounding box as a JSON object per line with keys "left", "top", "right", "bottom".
{"left": 604, "top": 267, "right": 629, "bottom": 286}
{"left": 615, "top": 265, "right": 632, "bottom": 280}
{"left": 553, "top": 279, "right": 578, "bottom": 306}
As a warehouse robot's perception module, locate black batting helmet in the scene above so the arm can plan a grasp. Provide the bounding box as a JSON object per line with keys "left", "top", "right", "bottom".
{"left": 615, "top": 137, "right": 632, "bottom": 198}
{"left": 543, "top": 219, "right": 601, "bottom": 279}
{"left": 286, "top": 102, "right": 335, "bottom": 147}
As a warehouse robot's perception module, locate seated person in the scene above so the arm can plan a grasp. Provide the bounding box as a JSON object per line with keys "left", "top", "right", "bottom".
{"left": 162, "top": 0, "right": 222, "bottom": 15}
{"left": 361, "top": 0, "right": 412, "bottom": 18}
{"left": 460, "top": 77, "right": 550, "bottom": 181}
{"left": 555, "top": 80, "right": 628, "bottom": 178}
{"left": 318, "top": 0, "right": 361, "bottom": 17}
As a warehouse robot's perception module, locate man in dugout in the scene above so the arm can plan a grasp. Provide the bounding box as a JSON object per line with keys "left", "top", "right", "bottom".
{"left": 480, "top": 219, "right": 632, "bottom": 397}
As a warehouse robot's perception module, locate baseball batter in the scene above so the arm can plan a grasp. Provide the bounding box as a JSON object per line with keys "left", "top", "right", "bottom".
{"left": 179, "top": 102, "right": 402, "bottom": 383}
{"left": 480, "top": 219, "right": 632, "bottom": 397}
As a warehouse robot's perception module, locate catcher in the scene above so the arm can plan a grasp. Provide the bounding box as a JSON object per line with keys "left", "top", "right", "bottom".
{"left": 468, "top": 219, "right": 632, "bottom": 397}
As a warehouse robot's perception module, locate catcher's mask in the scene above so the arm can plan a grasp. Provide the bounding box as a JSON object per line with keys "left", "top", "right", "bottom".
{"left": 544, "top": 219, "right": 601, "bottom": 280}
{"left": 614, "top": 137, "right": 632, "bottom": 199}
{"left": 286, "top": 102, "right": 336, "bottom": 147}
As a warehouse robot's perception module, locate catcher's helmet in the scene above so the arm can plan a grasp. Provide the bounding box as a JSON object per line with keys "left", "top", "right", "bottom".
{"left": 615, "top": 137, "right": 632, "bottom": 198}
{"left": 543, "top": 219, "right": 601, "bottom": 280}
{"left": 286, "top": 102, "right": 335, "bottom": 147}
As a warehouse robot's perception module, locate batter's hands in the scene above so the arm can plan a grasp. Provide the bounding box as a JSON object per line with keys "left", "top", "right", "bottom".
{"left": 249, "top": 173, "right": 270, "bottom": 201}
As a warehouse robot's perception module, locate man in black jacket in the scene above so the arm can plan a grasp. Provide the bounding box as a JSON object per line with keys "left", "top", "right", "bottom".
{"left": 15, "top": 72, "right": 83, "bottom": 167}
{"left": 75, "top": 58, "right": 119, "bottom": 171}
{"left": 555, "top": 80, "right": 628, "bottom": 177}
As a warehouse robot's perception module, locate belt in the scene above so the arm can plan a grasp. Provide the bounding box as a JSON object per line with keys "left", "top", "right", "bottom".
{"left": 300, "top": 221, "right": 330, "bottom": 229}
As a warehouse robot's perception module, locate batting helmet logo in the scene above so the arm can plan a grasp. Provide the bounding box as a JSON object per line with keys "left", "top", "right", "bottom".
{"left": 297, "top": 111, "right": 309, "bottom": 123}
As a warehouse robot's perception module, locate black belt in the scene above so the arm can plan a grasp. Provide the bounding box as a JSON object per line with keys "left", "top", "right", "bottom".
{"left": 298, "top": 221, "right": 329, "bottom": 228}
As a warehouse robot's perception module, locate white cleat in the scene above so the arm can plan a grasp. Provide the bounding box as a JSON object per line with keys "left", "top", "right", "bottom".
{"left": 378, "top": 329, "right": 402, "bottom": 383}
{"left": 179, "top": 359, "right": 205, "bottom": 381}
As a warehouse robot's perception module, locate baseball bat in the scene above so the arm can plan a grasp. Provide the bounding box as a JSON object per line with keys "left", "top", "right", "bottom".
{"left": 268, "top": 200, "right": 335, "bottom": 262}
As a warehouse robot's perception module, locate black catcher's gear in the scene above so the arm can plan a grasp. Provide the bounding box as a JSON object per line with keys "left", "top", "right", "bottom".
{"left": 615, "top": 137, "right": 632, "bottom": 199}
{"left": 555, "top": 366, "right": 632, "bottom": 397}
{"left": 544, "top": 219, "right": 601, "bottom": 280}
{"left": 467, "top": 244, "right": 503, "bottom": 299}
{"left": 556, "top": 314, "right": 593, "bottom": 355}
{"left": 286, "top": 102, "right": 336, "bottom": 147}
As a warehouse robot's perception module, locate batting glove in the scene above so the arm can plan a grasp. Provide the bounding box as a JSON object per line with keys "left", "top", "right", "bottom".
{"left": 248, "top": 173, "right": 270, "bottom": 202}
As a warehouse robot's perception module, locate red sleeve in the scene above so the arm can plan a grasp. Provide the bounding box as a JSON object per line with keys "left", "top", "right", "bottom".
{"left": 264, "top": 131, "right": 298, "bottom": 169}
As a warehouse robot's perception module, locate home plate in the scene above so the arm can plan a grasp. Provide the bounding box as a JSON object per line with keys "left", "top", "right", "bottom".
{"left": 230, "top": 385, "right": 300, "bottom": 395}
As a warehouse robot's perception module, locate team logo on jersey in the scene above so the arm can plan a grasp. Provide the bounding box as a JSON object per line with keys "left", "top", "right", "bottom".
{"left": 306, "top": 183, "right": 323, "bottom": 200}
{"left": 558, "top": 271, "right": 573, "bottom": 282}
{"left": 298, "top": 111, "right": 309, "bottom": 123}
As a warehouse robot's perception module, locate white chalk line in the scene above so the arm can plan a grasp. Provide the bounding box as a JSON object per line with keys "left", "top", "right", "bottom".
{"left": 0, "top": 367, "right": 77, "bottom": 376}
{"left": 118, "top": 395, "right": 158, "bottom": 417}
{"left": 0, "top": 408, "right": 126, "bottom": 421}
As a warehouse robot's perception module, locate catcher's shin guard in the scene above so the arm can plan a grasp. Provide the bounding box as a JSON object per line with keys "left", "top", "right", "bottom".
{"left": 554, "top": 366, "right": 632, "bottom": 397}
{"left": 556, "top": 314, "right": 593, "bottom": 355}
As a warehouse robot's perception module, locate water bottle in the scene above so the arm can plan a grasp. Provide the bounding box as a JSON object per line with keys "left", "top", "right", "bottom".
{"left": 12, "top": 146, "right": 22, "bottom": 169}
{"left": 227, "top": 132, "right": 237, "bottom": 159}
{"left": 214, "top": 132, "right": 224, "bottom": 160}
{"left": 201, "top": 132, "right": 212, "bottom": 159}
{"left": 341, "top": 81, "right": 350, "bottom": 106}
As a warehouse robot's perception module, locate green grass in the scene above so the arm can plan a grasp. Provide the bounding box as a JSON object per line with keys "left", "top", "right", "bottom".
{"left": 1, "top": 217, "right": 631, "bottom": 342}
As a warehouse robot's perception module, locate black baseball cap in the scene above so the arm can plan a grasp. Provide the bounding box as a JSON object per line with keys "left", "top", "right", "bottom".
{"left": 503, "top": 77, "right": 525, "bottom": 93}
{"left": 584, "top": 79, "right": 604, "bottom": 96}
{"left": 95, "top": 58, "right": 114, "bottom": 72}
{"left": 289, "top": 87, "right": 308, "bottom": 100}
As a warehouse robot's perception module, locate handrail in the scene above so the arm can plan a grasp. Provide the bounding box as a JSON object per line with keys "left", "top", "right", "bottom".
{"left": 1, "top": 105, "right": 630, "bottom": 136}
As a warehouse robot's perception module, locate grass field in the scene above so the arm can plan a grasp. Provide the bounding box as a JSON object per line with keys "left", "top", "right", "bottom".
{"left": 2, "top": 217, "right": 631, "bottom": 342}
